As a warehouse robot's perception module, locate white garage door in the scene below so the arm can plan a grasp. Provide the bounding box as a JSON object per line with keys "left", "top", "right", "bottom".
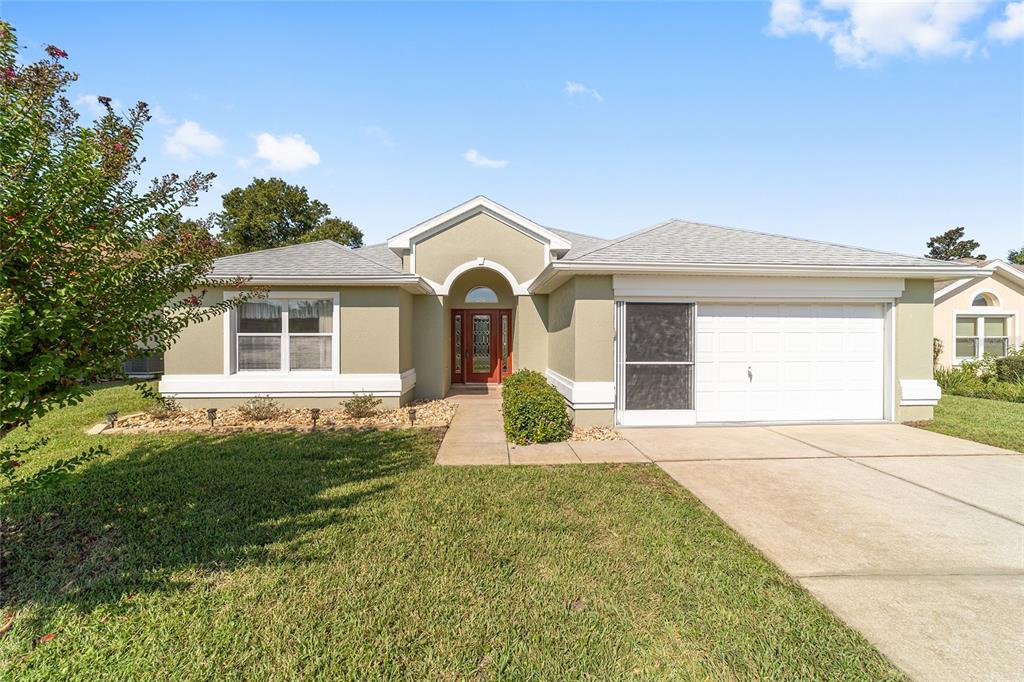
{"left": 696, "top": 303, "right": 885, "bottom": 422}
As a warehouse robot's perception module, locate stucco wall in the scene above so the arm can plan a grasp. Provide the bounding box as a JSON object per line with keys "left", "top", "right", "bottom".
{"left": 934, "top": 271, "right": 1023, "bottom": 367}
{"left": 340, "top": 287, "right": 400, "bottom": 374}
{"left": 547, "top": 279, "right": 576, "bottom": 380}
{"left": 413, "top": 212, "right": 546, "bottom": 285}
{"left": 513, "top": 295, "right": 548, "bottom": 372}
{"left": 412, "top": 295, "right": 448, "bottom": 400}
{"left": 896, "top": 278, "right": 937, "bottom": 422}
{"left": 164, "top": 288, "right": 225, "bottom": 374}
{"left": 399, "top": 290, "right": 414, "bottom": 373}
{"left": 572, "top": 276, "right": 615, "bottom": 382}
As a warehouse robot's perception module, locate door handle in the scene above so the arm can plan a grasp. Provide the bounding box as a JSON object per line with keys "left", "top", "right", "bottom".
{"left": 747, "top": 366, "right": 753, "bottom": 382}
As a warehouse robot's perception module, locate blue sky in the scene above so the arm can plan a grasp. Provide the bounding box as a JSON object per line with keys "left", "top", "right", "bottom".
{"left": 8, "top": 1, "right": 1024, "bottom": 257}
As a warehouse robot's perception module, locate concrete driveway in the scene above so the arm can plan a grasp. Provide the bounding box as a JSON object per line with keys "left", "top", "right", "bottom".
{"left": 624, "top": 424, "right": 1024, "bottom": 682}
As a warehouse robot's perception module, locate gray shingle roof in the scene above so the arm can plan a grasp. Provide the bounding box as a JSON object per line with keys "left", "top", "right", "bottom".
{"left": 567, "top": 219, "right": 947, "bottom": 267}
{"left": 352, "top": 243, "right": 404, "bottom": 271}
{"left": 548, "top": 227, "right": 610, "bottom": 260}
{"left": 210, "top": 240, "right": 401, "bottom": 277}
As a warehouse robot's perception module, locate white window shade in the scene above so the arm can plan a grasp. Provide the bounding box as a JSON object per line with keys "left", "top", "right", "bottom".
{"left": 235, "top": 297, "right": 335, "bottom": 372}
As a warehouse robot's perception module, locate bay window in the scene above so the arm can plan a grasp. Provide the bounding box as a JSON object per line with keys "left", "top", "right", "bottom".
{"left": 236, "top": 298, "right": 334, "bottom": 372}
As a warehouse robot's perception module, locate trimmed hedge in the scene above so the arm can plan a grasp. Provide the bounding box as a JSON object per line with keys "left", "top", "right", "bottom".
{"left": 501, "top": 369, "right": 572, "bottom": 445}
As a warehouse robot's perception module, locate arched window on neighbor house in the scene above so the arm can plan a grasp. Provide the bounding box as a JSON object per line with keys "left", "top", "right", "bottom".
{"left": 465, "top": 286, "right": 498, "bottom": 303}
{"left": 972, "top": 292, "right": 999, "bottom": 307}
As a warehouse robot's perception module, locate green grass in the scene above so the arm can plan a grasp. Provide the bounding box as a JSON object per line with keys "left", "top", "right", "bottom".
{"left": 1, "top": 384, "right": 903, "bottom": 680}
{"left": 915, "top": 394, "right": 1024, "bottom": 452}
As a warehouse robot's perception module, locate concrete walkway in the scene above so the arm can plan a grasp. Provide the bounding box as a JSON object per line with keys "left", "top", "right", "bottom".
{"left": 434, "top": 387, "right": 646, "bottom": 465}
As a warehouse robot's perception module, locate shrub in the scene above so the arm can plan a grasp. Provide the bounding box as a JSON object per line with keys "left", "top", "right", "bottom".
{"left": 934, "top": 364, "right": 1024, "bottom": 404}
{"left": 501, "top": 369, "right": 571, "bottom": 445}
{"left": 238, "top": 396, "right": 282, "bottom": 421}
{"left": 933, "top": 337, "right": 943, "bottom": 367}
{"left": 994, "top": 347, "right": 1024, "bottom": 383}
{"left": 343, "top": 394, "right": 381, "bottom": 419}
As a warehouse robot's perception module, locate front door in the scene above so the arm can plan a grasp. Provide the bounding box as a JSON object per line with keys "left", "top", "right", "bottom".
{"left": 451, "top": 309, "right": 512, "bottom": 384}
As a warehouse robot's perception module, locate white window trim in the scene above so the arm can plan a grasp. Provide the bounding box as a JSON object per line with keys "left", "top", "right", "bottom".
{"left": 224, "top": 290, "right": 341, "bottom": 375}
{"left": 952, "top": 309, "right": 1015, "bottom": 363}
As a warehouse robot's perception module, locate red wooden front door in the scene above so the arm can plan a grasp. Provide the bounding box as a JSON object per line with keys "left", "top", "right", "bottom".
{"left": 451, "top": 309, "right": 512, "bottom": 384}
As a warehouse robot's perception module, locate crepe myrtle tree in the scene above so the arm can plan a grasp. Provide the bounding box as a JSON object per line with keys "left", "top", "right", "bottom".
{"left": 0, "top": 22, "right": 259, "bottom": 487}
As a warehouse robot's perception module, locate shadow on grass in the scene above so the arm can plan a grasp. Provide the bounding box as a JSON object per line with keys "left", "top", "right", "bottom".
{"left": 1, "top": 428, "right": 439, "bottom": 629}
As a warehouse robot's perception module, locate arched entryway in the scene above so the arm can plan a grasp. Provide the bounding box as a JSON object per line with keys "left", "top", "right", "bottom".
{"left": 448, "top": 268, "right": 515, "bottom": 384}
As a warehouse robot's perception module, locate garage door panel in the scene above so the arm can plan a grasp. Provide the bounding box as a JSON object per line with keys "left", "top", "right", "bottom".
{"left": 696, "top": 303, "right": 884, "bottom": 423}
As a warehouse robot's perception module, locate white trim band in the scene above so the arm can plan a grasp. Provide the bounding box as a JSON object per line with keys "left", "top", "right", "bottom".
{"left": 160, "top": 369, "right": 417, "bottom": 398}
{"left": 545, "top": 369, "right": 615, "bottom": 410}
{"left": 899, "top": 379, "right": 941, "bottom": 407}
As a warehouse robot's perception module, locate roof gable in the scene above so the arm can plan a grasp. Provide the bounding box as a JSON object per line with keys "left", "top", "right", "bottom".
{"left": 386, "top": 196, "right": 571, "bottom": 252}
{"left": 934, "top": 259, "right": 1024, "bottom": 302}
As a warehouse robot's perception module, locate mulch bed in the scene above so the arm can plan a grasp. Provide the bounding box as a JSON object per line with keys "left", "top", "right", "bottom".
{"left": 107, "top": 399, "right": 457, "bottom": 434}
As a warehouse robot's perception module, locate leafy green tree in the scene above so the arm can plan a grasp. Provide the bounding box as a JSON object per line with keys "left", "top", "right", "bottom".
{"left": 0, "top": 22, "right": 257, "bottom": 484}
{"left": 1008, "top": 247, "right": 1023, "bottom": 265}
{"left": 925, "top": 226, "right": 985, "bottom": 261}
{"left": 217, "top": 177, "right": 363, "bottom": 252}
{"left": 300, "top": 217, "right": 363, "bottom": 248}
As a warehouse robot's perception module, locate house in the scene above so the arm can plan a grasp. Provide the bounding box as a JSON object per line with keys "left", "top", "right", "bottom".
{"left": 933, "top": 258, "right": 1023, "bottom": 367}
{"left": 160, "top": 196, "right": 987, "bottom": 427}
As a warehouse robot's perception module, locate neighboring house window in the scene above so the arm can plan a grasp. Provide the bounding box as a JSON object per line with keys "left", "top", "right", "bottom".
{"left": 465, "top": 286, "right": 498, "bottom": 303}
{"left": 972, "top": 293, "right": 998, "bottom": 307}
{"left": 955, "top": 315, "right": 1010, "bottom": 361}
{"left": 237, "top": 299, "right": 333, "bottom": 371}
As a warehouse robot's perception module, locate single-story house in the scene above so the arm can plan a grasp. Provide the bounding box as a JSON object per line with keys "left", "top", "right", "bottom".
{"left": 160, "top": 196, "right": 988, "bottom": 427}
{"left": 933, "top": 258, "right": 1023, "bottom": 367}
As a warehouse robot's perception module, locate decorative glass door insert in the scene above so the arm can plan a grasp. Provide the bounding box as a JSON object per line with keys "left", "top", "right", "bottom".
{"left": 451, "top": 309, "right": 512, "bottom": 383}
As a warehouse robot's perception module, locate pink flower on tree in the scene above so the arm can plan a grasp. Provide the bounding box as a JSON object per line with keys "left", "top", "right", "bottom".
{"left": 44, "top": 45, "right": 68, "bottom": 59}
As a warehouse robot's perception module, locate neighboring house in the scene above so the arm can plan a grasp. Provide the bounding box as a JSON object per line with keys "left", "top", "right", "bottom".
{"left": 934, "top": 259, "right": 1024, "bottom": 367}
{"left": 160, "top": 196, "right": 987, "bottom": 427}
{"left": 122, "top": 353, "right": 164, "bottom": 378}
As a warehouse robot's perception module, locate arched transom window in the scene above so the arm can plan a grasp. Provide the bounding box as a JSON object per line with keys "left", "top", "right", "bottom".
{"left": 972, "top": 292, "right": 999, "bottom": 307}
{"left": 465, "top": 286, "right": 498, "bottom": 303}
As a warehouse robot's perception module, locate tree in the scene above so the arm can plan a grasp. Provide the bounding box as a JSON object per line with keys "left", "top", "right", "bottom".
{"left": 300, "top": 217, "right": 363, "bottom": 248}
{"left": 925, "top": 226, "right": 985, "bottom": 261}
{"left": 1008, "top": 247, "right": 1024, "bottom": 265}
{"left": 217, "top": 177, "right": 363, "bottom": 252}
{"left": 0, "top": 22, "right": 257, "bottom": 461}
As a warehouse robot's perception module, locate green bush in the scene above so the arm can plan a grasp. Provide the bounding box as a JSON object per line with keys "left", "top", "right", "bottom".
{"left": 238, "top": 395, "right": 282, "bottom": 421}
{"left": 934, "top": 364, "right": 1024, "bottom": 403}
{"left": 994, "top": 347, "right": 1024, "bottom": 383}
{"left": 343, "top": 394, "right": 382, "bottom": 419}
{"left": 501, "top": 369, "right": 572, "bottom": 445}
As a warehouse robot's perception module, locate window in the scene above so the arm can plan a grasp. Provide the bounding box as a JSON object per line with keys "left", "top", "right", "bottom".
{"left": 617, "top": 302, "right": 695, "bottom": 411}
{"left": 955, "top": 314, "right": 1011, "bottom": 361}
{"left": 972, "top": 294, "right": 990, "bottom": 307}
{"left": 237, "top": 298, "right": 333, "bottom": 372}
{"left": 465, "top": 286, "right": 498, "bottom": 303}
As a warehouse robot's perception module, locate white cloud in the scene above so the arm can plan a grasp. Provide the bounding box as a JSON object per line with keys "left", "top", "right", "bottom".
{"left": 149, "top": 104, "right": 176, "bottom": 126}
{"left": 364, "top": 125, "right": 396, "bottom": 148}
{"left": 767, "top": 0, "right": 992, "bottom": 66}
{"left": 74, "top": 94, "right": 122, "bottom": 117}
{"left": 565, "top": 80, "right": 604, "bottom": 102}
{"left": 989, "top": 1, "right": 1024, "bottom": 40}
{"left": 462, "top": 148, "right": 508, "bottom": 169}
{"left": 163, "top": 120, "right": 224, "bottom": 159}
{"left": 254, "top": 133, "right": 320, "bottom": 171}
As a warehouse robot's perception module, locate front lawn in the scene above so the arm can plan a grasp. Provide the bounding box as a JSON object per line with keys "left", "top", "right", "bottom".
{"left": 1, "top": 385, "right": 902, "bottom": 680}
{"left": 915, "top": 394, "right": 1024, "bottom": 452}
